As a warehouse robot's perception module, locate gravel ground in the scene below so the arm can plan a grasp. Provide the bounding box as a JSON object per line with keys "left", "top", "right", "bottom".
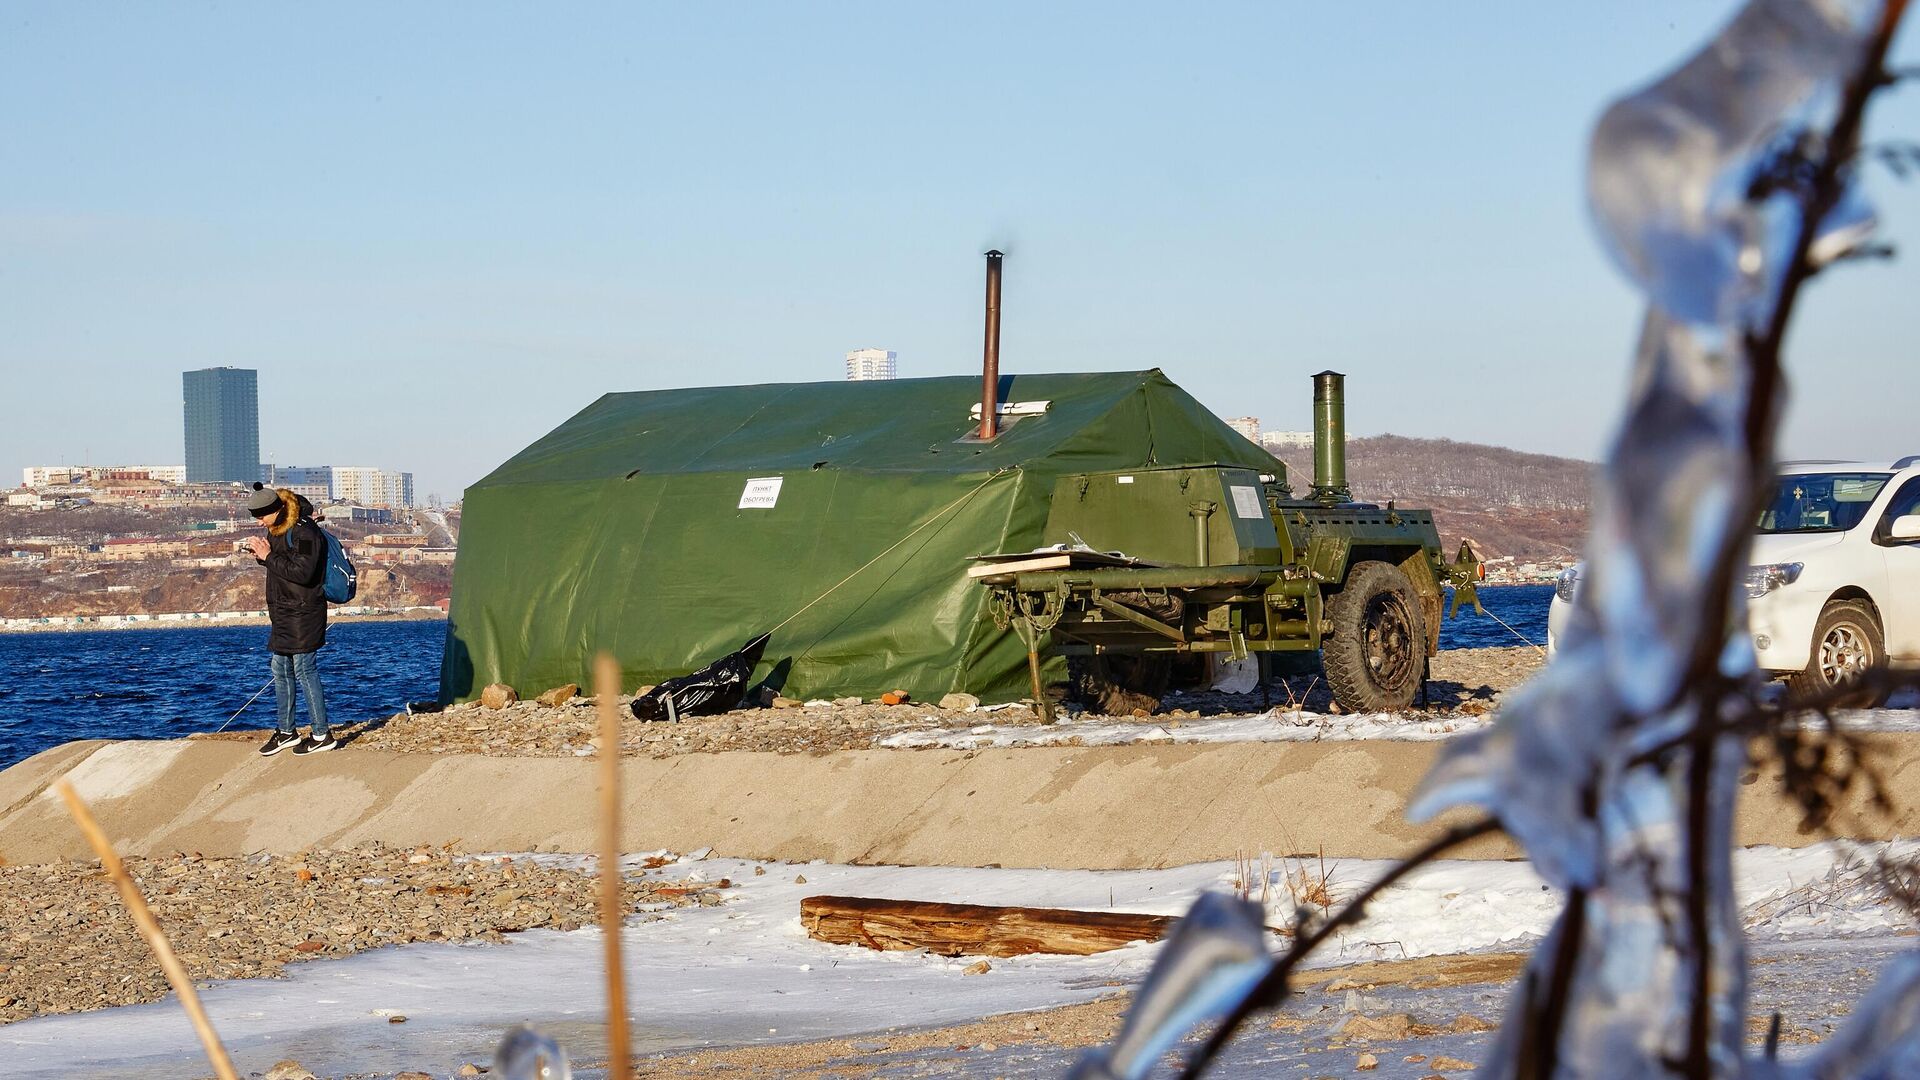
{"left": 0, "top": 844, "right": 719, "bottom": 1025}
{"left": 196, "top": 647, "right": 1543, "bottom": 760}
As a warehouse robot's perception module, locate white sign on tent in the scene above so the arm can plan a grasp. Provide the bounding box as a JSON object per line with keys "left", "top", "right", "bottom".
{"left": 738, "top": 477, "right": 783, "bottom": 509}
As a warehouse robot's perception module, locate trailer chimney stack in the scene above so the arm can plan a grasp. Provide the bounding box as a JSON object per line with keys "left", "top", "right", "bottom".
{"left": 1310, "top": 370, "right": 1351, "bottom": 505}
{"left": 979, "top": 250, "right": 1004, "bottom": 440}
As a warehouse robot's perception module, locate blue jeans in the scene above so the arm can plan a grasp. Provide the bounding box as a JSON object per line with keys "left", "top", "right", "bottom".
{"left": 270, "top": 652, "right": 329, "bottom": 738}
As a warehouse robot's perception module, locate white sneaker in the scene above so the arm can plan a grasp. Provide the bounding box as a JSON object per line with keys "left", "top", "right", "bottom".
{"left": 259, "top": 731, "right": 301, "bottom": 757}
{"left": 293, "top": 734, "right": 338, "bottom": 756}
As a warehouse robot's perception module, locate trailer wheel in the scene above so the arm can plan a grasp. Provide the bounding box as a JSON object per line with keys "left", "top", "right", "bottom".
{"left": 1323, "top": 561, "right": 1428, "bottom": 714}
{"left": 1070, "top": 654, "right": 1172, "bottom": 716}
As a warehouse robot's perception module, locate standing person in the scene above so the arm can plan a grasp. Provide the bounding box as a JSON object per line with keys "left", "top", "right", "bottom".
{"left": 244, "top": 483, "right": 336, "bottom": 756}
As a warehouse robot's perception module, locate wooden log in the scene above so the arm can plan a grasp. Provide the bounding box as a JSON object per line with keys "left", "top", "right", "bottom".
{"left": 800, "top": 894, "right": 1177, "bottom": 957}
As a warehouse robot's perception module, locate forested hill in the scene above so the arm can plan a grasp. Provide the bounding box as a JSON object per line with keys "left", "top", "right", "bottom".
{"left": 1268, "top": 435, "right": 1595, "bottom": 561}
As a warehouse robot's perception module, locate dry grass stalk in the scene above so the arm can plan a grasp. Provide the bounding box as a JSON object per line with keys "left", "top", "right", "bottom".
{"left": 1231, "top": 850, "right": 1275, "bottom": 910}
{"left": 1281, "top": 847, "right": 1337, "bottom": 919}
{"left": 595, "top": 653, "right": 633, "bottom": 1080}
{"left": 1234, "top": 843, "right": 1340, "bottom": 927}
{"left": 1271, "top": 676, "right": 1318, "bottom": 720}
{"left": 54, "top": 779, "right": 238, "bottom": 1080}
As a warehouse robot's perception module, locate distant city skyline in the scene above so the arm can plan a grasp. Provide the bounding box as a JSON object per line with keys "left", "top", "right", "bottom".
{"left": 22, "top": 464, "right": 186, "bottom": 486}
{"left": 11, "top": 362, "right": 420, "bottom": 507}
{"left": 3, "top": 5, "right": 1915, "bottom": 500}
{"left": 20, "top": 459, "right": 417, "bottom": 508}
{"left": 263, "top": 463, "right": 416, "bottom": 508}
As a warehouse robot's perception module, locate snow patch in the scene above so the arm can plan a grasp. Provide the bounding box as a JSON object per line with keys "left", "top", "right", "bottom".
{"left": 878, "top": 706, "right": 1920, "bottom": 751}
{"left": 881, "top": 709, "right": 1494, "bottom": 749}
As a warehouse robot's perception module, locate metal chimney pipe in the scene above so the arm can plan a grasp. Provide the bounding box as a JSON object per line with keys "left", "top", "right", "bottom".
{"left": 1310, "top": 370, "right": 1350, "bottom": 505}
{"left": 980, "top": 250, "right": 1004, "bottom": 440}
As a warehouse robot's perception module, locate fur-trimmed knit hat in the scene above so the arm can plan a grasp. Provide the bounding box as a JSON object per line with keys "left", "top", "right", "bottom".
{"left": 245, "top": 482, "right": 281, "bottom": 517}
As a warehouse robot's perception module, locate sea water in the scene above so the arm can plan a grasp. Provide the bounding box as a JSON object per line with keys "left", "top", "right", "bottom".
{"left": 0, "top": 586, "right": 1551, "bottom": 769}
{"left": 0, "top": 621, "right": 445, "bottom": 769}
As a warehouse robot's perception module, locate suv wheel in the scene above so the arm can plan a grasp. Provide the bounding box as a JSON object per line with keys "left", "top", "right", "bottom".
{"left": 1787, "top": 600, "right": 1889, "bottom": 709}
{"left": 1323, "top": 561, "right": 1429, "bottom": 713}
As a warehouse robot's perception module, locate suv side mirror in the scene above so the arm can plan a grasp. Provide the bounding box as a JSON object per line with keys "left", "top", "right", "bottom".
{"left": 1891, "top": 515, "right": 1920, "bottom": 542}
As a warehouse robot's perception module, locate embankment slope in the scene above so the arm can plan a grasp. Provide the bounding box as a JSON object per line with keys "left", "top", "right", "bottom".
{"left": 4, "top": 736, "right": 1915, "bottom": 868}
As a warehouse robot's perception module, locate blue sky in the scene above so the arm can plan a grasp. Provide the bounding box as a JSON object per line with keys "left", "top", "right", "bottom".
{"left": 2, "top": 3, "right": 1914, "bottom": 501}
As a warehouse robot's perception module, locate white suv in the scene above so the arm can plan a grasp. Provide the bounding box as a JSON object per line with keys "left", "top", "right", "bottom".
{"left": 1550, "top": 457, "right": 1920, "bottom": 705}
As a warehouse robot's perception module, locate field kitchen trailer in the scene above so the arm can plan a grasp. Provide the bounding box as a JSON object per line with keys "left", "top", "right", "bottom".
{"left": 972, "top": 370, "right": 1485, "bottom": 715}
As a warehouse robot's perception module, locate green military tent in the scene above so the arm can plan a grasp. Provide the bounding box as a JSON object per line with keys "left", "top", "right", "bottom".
{"left": 441, "top": 369, "right": 1282, "bottom": 704}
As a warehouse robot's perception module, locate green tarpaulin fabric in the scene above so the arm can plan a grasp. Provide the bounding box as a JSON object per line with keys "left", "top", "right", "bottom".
{"left": 441, "top": 369, "right": 1282, "bottom": 704}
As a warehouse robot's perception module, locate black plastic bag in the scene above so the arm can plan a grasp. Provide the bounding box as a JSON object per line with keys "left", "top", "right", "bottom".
{"left": 630, "top": 632, "right": 772, "bottom": 722}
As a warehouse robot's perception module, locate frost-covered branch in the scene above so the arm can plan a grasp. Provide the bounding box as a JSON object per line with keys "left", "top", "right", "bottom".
{"left": 1071, "top": 2, "right": 1915, "bottom": 1077}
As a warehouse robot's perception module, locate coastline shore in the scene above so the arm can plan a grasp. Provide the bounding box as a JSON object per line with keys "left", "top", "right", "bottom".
{"left": 0, "top": 608, "right": 446, "bottom": 634}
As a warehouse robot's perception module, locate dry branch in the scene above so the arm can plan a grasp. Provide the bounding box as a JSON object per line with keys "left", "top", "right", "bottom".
{"left": 55, "top": 780, "right": 239, "bottom": 1080}
{"left": 594, "top": 653, "right": 633, "bottom": 1080}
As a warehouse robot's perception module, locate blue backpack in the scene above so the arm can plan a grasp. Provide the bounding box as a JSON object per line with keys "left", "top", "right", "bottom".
{"left": 286, "top": 524, "right": 358, "bottom": 604}
{"left": 317, "top": 527, "right": 357, "bottom": 604}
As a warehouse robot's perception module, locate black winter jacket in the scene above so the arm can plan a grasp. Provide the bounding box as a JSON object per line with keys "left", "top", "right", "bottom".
{"left": 260, "top": 490, "right": 329, "bottom": 655}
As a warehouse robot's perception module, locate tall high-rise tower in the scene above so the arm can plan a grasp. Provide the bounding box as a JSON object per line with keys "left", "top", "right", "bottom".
{"left": 182, "top": 367, "right": 261, "bottom": 483}
{"left": 845, "top": 348, "right": 897, "bottom": 381}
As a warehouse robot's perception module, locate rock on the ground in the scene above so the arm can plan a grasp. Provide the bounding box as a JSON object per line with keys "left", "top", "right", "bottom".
{"left": 1340, "top": 1012, "right": 1414, "bottom": 1040}
{"left": 535, "top": 683, "right": 579, "bottom": 707}
{"left": 480, "top": 683, "right": 519, "bottom": 709}
{"left": 939, "top": 692, "right": 980, "bottom": 711}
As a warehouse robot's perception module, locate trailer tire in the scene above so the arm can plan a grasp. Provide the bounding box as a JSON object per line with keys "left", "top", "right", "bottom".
{"left": 1323, "top": 560, "right": 1428, "bottom": 714}
{"left": 1070, "top": 654, "right": 1172, "bottom": 716}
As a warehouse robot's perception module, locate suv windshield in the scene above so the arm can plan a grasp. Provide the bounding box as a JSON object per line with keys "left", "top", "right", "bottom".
{"left": 1757, "top": 472, "right": 1890, "bottom": 534}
